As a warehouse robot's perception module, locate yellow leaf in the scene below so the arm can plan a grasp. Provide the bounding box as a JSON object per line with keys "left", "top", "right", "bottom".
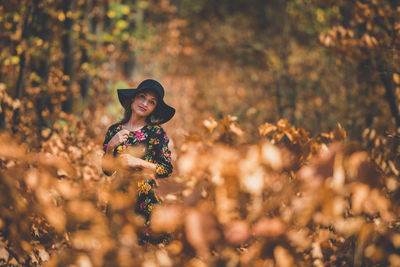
{"left": 107, "top": 10, "right": 116, "bottom": 18}
{"left": 16, "top": 43, "right": 24, "bottom": 54}
{"left": 393, "top": 73, "right": 400, "bottom": 84}
{"left": 116, "top": 20, "right": 129, "bottom": 30}
{"left": 35, "top": 38, "right": 43, "bottom": 46}
{"left": 121, "top": 5, "right": 130, "bottom": 15}
{"left": 72, "top": 24, "right": 80, "bottom": 32}
{"left": 11, "top": 56, "right": 20, "bottom": 65}
{"left": 81, "top": 62, "right": 89, "bottom": 70}
{"left": 138, "top": 1, "right": 149, "bottom": 9}
{"left": 58, "top": 11, "right": 65, "bottom": 21}
{"left": 316, "top": 8, "right": 325, "bottom": 23}
{"left": 113, "top": 28, "right": 121, "bottom": 35}
{"left": 122, "top": 32, "right": 130, "bottom": 41}
{"left": 30, "top": 72, "right": 41, "bottom": 83}
{"left": 13, "top": 13, "right": 21, "bottom": 22}
{"left": 5, "top": 22, "right": 12, "bottom": 30}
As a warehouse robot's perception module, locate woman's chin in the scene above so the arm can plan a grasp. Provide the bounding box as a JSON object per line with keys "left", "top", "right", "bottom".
{"left": 134, "top": 111, "right": 150, "bottom": 118}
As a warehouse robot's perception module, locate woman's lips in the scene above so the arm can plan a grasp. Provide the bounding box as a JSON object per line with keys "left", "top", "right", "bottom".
{"left": 138, "top": 106, "right": 146, "bottom": 112}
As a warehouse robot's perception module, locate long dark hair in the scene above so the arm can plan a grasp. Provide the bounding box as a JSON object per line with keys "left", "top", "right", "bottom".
{"left": 119, "top": 88, "right": 162, "bottom": 125}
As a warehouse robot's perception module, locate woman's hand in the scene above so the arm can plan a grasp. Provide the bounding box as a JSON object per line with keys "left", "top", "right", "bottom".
{"left": 119, "top": 154, "right": 144, "bottom": 168}
{"left": 106, "top": 129, "right": 130, "bottom": 153}
{"left": 119, "top": 154, "right": 157, "bottom": 176}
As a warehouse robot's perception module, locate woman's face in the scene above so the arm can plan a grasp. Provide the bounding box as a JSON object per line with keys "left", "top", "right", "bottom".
{"left": 131, "top": 91, "right": 158, "bottom": 118}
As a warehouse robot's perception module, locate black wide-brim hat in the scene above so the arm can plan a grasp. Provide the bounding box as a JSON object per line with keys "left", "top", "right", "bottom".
{"left": 117, "top": 79, "right": 175, "bottom": 124}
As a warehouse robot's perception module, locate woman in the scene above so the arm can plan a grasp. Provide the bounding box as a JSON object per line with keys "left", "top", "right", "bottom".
{"left": 102, "top": 79, "right": 175, "bottom": 244}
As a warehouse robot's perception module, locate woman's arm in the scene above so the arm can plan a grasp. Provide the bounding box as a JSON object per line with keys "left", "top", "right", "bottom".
{"left": 118, "top": 154, "right": 156, "bottom": 171}
{"left": 102, "top": 124, "right": 129, "bottom": 175}
{"left": 153, "top": 128, "right": 173, "bottom": 178}
{"left": 123, "top": 126, "right": 173, "bottom": 177}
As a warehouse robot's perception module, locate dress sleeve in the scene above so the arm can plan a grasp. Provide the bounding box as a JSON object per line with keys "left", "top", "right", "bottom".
{"left": 154, "top": 127, "right": 173, "bottom": 178}
{"left": 102, "top": 124, "right": 118, "bottom": 176}
{"left": 103, "top": 124, "right": 117, "bottom": 155}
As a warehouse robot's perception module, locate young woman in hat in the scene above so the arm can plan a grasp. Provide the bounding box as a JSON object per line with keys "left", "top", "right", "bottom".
{"left": 102, "top": 79, "right": 175, "bottom": 244}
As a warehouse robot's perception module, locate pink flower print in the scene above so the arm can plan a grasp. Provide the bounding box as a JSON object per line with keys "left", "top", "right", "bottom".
{"left": 164, "top": 151, "right": 171, "bottom": 161}
{"left": 163, "top": 134, "right": 169, "bottom": 143}
{"left": 135, "top": 131, "right": 146, "bottom": 141}
{"left": 156, "top": 129, "right": 162, "bottom": 135}
{"left": 143, "top": 223, "right": 151, "bottom": 236}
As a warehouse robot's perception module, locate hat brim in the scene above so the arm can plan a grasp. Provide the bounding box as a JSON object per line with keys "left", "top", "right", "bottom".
{"left": 117, "top": 88, "right": 175, "bottom": 124}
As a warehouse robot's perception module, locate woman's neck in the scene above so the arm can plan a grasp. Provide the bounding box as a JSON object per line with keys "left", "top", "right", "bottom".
{"left": 123, "top": 115, "right": 146, "bottom": 131}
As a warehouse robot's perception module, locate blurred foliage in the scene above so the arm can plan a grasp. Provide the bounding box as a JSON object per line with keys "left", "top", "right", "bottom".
{"left": 1, "top": 116, "right": 400, "bottom": 266}
{"left": 0, "top": 0, "right": 400, "bottom": 266}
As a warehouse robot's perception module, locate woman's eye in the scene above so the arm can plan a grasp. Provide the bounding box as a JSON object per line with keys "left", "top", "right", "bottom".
{"left": 149, "top": 100, "right": 155, "bottom": 105}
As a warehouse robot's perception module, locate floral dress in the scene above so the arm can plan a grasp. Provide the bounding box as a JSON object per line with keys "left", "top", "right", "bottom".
{"left": 103, "top": 123, "right": 173, "bottom": 244}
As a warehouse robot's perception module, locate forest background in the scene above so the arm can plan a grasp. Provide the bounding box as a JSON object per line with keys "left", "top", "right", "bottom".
{"left": 0, "top": 0, "right": 400, "bottom": 266}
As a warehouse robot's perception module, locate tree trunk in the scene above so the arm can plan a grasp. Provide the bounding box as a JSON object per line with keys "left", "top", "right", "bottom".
{"left": 15, "top": 53, "right": 26, "bottom": 99}
{"left": 12, "top": 2, "right": 33, "bottom": 133}
{"left": 273, "top": 71, "right": 283, "bottom": 119}
{"left": 61, "top": 0, "right": 75, "bottom": 113}
{"left": 79, "top": 0, "right": 92, "bottom": 100}
{"left": 121, "top": 0, "right": 138, "bottom": 79}
{"left": 378, "top": 61, "right": 400, "bottom": 127}
{"left": 0, "top": 103, "right": 6, "bottom": 130}
{"left": 279, "top": 0, "right": 296, "bottom": 124}
{"left": 15, "top": 4, "right": 32, "bottom": 98}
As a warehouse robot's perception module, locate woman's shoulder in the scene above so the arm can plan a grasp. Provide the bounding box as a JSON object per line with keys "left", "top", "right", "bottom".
{"left": 106, "top": 122, "right": 123, "bottom": 132}
{"left": 144, "top": 124, "right": 167, "bottom": 136}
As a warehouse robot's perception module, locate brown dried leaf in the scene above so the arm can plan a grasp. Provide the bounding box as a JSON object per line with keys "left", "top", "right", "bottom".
{"left": 151, "top": 205, "right": 183, "bottom": 233}
{"left": 392, "top": 234, "right": 400, "bottom": 249}
{"left": 0, "top": 245, "right": 9, "bottom": 261}
{"left": 333, "top": 123, "right": 347, "bottom": 141}
{"left": 351, "top": 183, "right": 370, "bottom": 214}
{"left": 44, "top": 207, "right": 66, "bottom": 233}
{"left": 261, "top": 143, "right": 283, "bottom": 171}
{"left": 202, "top": 117, "right": 218, "bottom": 133}
{"left": 252, "top": 217, "right": 285, "bottom": 237}
{"left": 224, "top": 220, "right": 250, "bottom": 245}
{"left": 274, "top": 246, "right": 294, "bottom": 267}
{"left": 286, "top": 229, "right": 311, "bottom": 250}
{"left": 259, "top": 122, "right": 278, "bottom": 137}
{"left": 311, "top": 242, "right": 323, "bottom": 259}
{"left": 389, "top": 254, "right": 400, "bottom": 267}
{"left": 0, "top": 135, "right": 27, "bottom": 159}
{"left": 167, "top": 240, "right": 183, "bottom": 255}
{"left": 185, "top": 209, "right": 220, "bottom": 258}
{"left": 334, "top": 217, "right": 364, "bottom": 237}
{"left": 67, "top": 200, "right": 97, "bottom": 223}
